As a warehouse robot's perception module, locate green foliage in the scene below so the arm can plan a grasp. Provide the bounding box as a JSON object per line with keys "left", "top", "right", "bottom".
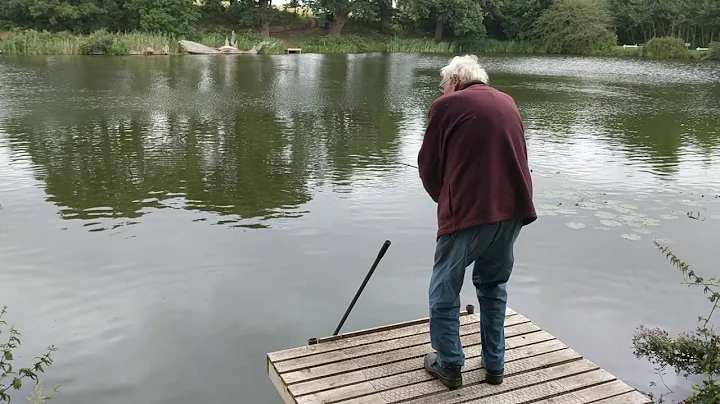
{"left": 0, "top": 29, "right": 84, "bottom": 55}
{"left": 534, "top": 0, "right": 617, "bottom": 55}
{"left": 396, "top": 0, "right": 486, "bottom": 39}
{"left": 124, "top": 0, "right": 201, "bottom": 38}
{"left": 486, "top": 0, "right": 551, "bottom": 40}
{"left": 598, "top": 45, "right": 642, "bottom": 57}
{"left": 0, "top": 0, "right": 128, "bottom": 33}
{"left": 0, "top": 0, "right": 719, "bottom": 57}
{"left": 78, "top": 29, "right": 126, "bottom": 55}
{"left": 608, "top": 0, "right": 720, "bottom": 48}
{"left": 644, "top": 36, "right": 688, "bottom": 59}
{"left": 708, "top": 42, "right": 720, "bottom": 60}
{"left": 295, "top": 33, "right": 377, "bottom": 52}
{"left": 1, "top": 30, "right": 182, "bottom": 55}
{"left": 386, "top": 36, "right": 455, "bottom": 52}
{"left": 457, "top": 37, "right": 538, "bottom": 53}
{"left": 632, "top": 241, "right": 720, "bottom": 403}
{"left": 0, "top": 306, "right": 58, "bottom": 403}
{"left": 1, "top": 0, "right": 719, "bottom": 58}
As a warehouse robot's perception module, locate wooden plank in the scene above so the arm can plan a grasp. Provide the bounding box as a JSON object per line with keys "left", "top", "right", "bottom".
{"left": 269, "top": 308, "right": 516, "bottom": 362}
{"left": 290, "top": 339, "right": 567, "bottom": 397}
{"left": 266, "top": 308, "right": 647, "bottom": 404}
{"left": 294, "top": 342, "right": 573, "bottom": 403}
{"left": 532, "top": 380, "right": 634, "bottom": 403}
{"left": 275, "top": 314, "right": 530, "bottom": 374}
{"left": 459, "top": 368, "right": 616, "bottom": 404}
{"left": 267, "top": 359, "right": 297, "bottom": 404}
{"left": 341, "top": 349, "right": 588, "bottom": 404}
{"left": 315, "top": 310, "right": 482, "bottom": 344}
{"left": 592, "top": 390, "right": 653, "bottom": 403}
{"left": 281, "top": 323, "right": 546, "bottom": 384}
{"left": 270, "top": 312, "right": 482, "bottom": 363}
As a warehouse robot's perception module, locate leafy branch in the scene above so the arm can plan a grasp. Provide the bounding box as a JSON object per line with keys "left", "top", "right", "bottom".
{"left": 0, "top": 306, "right": 58, "bottom": 403}
{"left": 632, "top": 241, "right": 720, "bottom": 403}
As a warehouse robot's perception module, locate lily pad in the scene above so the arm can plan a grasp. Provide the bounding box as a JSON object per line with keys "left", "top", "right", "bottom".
{"left": 566, "top": 222, "right": 586, "bottom": 229}
{"left": 595, "top": 211, "right": 617, "bottom": 219}
{"left": 621, "top": 233, "right": 641, "bottom": 241}
{"left": 631, "top": 228, "right": 652, "bottom": 234}
{"left": 600, "top": 219, "right": 623, "bottom": 227}
{"left": 659, "top": 214, "right": 679, "bottom": 220}
{"left": 576, "top": 202, "right": 603, "bottom": 211}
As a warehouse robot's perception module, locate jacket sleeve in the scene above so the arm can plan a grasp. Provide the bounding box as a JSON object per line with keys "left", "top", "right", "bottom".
{"left": 417, "top": 100, "right": 445, "bottom": 203}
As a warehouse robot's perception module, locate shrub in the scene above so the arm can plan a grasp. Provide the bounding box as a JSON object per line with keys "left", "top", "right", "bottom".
{"left": 633, "top": 241, "right": 720, "bottom": 403}
{"left": 79, "top": 30, "right": 128, "bottom": 55}
{"left": 709, "top": 42, "right": 720, "bottom": 61}
{"left": 533, "top": 0, "right": 618, "bottom": 55}
{"left": 644, "top": 37, "right": 688, "bottom": 59}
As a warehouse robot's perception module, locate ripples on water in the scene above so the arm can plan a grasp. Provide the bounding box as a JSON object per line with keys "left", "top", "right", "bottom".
{"left": 1, "top": 53, "right": 720, "bottom": 403}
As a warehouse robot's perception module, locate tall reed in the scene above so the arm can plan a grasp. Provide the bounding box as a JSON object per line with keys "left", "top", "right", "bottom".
{"left": 386, "top": 37, "right": 455, "bottom": 53}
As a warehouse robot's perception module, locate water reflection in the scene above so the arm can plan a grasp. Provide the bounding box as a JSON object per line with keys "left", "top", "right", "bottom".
{"left": 2, "top": 53, "right": 720, "bottom": 404}
{"left": 0, "top": 55, "right": 413, "bottom": 230}
{"left": 1, "top": 54, "right": 719, "bottom": 233}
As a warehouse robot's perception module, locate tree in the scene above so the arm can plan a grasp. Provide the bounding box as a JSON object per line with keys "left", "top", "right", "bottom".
{"left": 534, "top": 0, "right": 617, "bottom": 54}
{"left": 124, "top": 0, "right": 201, "bottom": 38}
{"left": 397, "top": 0, "right": 485, "bottom": 40}
{"left": 304, "top": 0, "right": 375, "bottom": 35}
{"left": 484, "top": 0, "right": 552, "bottom": 40}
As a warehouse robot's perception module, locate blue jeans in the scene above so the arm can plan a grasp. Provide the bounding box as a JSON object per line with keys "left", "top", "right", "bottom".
{"left": 429, "top": 219, "right": 523, "bottom": 371}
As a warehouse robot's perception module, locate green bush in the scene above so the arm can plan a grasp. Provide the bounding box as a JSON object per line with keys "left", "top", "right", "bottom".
{"left": 633, "top": 241, "right": 720, "bottom": 403}
{"left": 78, "top": 30, "right": 127, "bottom": 55}
{"left": 534, "top": 0, "right": 618, "bottom": 55}
{"left": 709, "top": 42, "right": 720, "bottom": 60}
{"left": 644, "top": 37, "right": 688, "bottom": 59}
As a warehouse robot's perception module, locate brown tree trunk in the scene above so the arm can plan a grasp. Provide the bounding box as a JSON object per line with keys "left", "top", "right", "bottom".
{"left": 379, "top": 0, "right": 391, "bottom": 33}
{"left": 329, "top": 11, "right": 349, "bottom": 36}
{"left": 258, "top": 0, "right": 270, "bottom": 37}
{"left": 434, "top": 19, "right": 443, "bottom": 41}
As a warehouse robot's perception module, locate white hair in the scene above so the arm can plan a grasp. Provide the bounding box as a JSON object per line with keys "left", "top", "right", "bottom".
{"left": 440, "top": 54, "right": 489, "bottom": 85}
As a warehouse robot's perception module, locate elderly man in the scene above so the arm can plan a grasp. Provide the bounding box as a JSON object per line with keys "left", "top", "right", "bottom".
{"left": 417, "top": 54, "right": 536, "bottom": 389}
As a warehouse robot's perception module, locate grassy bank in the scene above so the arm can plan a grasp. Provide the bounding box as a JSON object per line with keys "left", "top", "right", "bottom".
{"left": 0, "top": 29, "right": 715, "bottom": 60}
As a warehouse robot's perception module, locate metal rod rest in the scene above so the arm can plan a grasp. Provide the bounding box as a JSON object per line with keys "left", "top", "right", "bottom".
{"left": 333, "top": 240, "right": 392, "bottom": 336}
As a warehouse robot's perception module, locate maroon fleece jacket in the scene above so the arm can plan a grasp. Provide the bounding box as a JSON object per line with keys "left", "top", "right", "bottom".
{"left": 417, "top": 81, "right": 537, "bottom": 238}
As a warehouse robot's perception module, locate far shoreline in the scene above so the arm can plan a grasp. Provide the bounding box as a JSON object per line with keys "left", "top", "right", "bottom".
{"left": 0, "top": 30, "right": 715, "bottom": 61}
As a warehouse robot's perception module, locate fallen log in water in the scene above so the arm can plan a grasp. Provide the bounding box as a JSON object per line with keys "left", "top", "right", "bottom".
{"left": 178, "top": 39, "right": 268, "bottom": 55}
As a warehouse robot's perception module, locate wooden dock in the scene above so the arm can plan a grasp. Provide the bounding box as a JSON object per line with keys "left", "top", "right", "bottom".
{"left": 266, "top": 307, "right": 652, "bottom": 404}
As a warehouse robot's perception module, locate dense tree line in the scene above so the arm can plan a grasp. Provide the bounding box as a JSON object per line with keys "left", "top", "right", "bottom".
{"left": 1, "top": 0, "right": 719, "bottom": 50}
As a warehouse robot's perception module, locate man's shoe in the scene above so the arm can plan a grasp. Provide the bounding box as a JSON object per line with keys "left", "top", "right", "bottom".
{"left": 481, "top": 358, "right": 504, "bottom": 385}
{"left": 424, "top": 352, "right": 462, "bottom": 390}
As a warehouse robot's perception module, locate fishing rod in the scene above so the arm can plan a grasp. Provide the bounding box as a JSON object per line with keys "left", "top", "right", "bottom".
{"left": 308, "top": 240, "right": 392, "bottom": 344}
{"left": 401, "top": 161, "right": 534, "bottom": 173}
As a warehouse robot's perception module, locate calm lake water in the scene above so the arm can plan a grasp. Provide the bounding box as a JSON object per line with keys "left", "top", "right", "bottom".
{"left": 1, "top": 53, "right": 719, "bottom": 403}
